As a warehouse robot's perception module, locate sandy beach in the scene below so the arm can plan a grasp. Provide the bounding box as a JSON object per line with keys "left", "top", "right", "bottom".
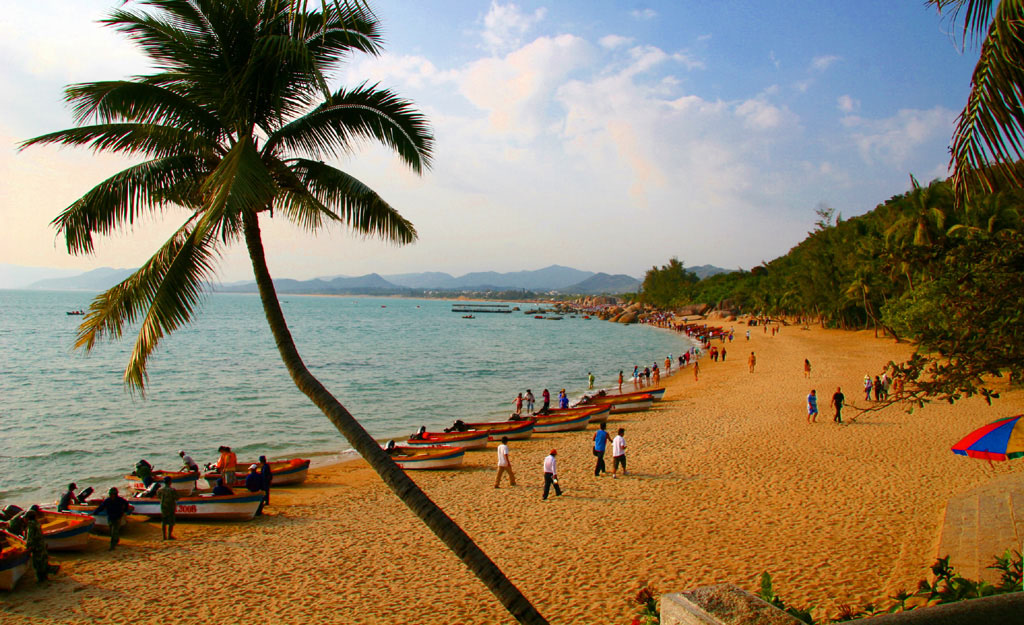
{"left": 3, "top": 323, "right": 1023, "bottom": 624}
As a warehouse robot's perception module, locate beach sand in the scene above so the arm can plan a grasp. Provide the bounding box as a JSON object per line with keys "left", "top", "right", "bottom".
{"left": 3, "top": 324, "right": 1023, "bottom": 624}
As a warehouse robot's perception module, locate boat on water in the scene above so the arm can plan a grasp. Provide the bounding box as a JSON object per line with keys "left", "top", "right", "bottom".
{"left": 65, "top": 310, "right": 85, "bottom": 316}
{"left": 462, "top": 418, "right": 536, "bottom": 441}
{"left": 532, "top": 410, "right": 598, "bottom": 433}
{"left": 36, "top": 510, "right": 95, "bottom": 551}
{"left": 129, "top": 492, "right": 264, "bottom": 521}
{"left": 203, "top": 458, "right": 311, "bottom": 489}
{"left": 405, "top": 430, "right": 490, "bottom": 449}
{"left": 384, "top": 444, "right": 465, "bottom": 470}
{"left": 543, "top": 405, "right": 611, "bottom": 425}
{"left": 125, "top": 470, "right": 198, "bottom": 495}
{"left": 0, "top": 531, "right": 29, "bottom": 591}
{"left": 462, "top": 315, "right": 475, "bottom": 319}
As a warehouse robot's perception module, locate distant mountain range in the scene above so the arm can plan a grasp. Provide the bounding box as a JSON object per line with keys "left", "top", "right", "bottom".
{"left": 11, "top": 263, "right": 730, "bottom": 295}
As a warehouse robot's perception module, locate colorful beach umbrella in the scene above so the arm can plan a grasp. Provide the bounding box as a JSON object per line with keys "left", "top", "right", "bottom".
{"left": 951, "top": 415, "right": 1024, "bottom": 461}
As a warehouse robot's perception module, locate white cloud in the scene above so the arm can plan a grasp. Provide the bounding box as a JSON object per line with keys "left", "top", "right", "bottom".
{"left": 837, "top": 95, "right": 859, "bottom": 113}
{"left": 810, "top": 55, "right": 840, "bottom": 71}
{"left": 770, "top": 51, "right": 780, "bottom": 70}
{"left": 481, "top": 1, "right": 547, "bottom": 53}
{"left": 735, "top": 97, "right": 795, "bottom": 131}
{"left": 845, "top": 107, "right": 955, "bottom": 167}
{"left": 631, "top": 9, "right": 657, "bottom": 20}
{"left": 600, "top": 34, "right": 633, "bottom": 49}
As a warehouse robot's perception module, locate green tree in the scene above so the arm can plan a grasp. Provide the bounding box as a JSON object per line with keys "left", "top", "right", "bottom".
{"left": 640, "top": 257, "right": 698, "bottom": 308}
{"left": 22, "top": 1, "right": 545, "bottom": 622}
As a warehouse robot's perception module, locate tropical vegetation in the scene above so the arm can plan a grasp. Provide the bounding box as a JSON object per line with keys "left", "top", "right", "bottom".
{"left": 22, "top": 1, "right": 545, "bottom": 622}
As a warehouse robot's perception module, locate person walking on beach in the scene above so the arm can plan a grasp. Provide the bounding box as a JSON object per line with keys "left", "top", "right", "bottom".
{"left": 693, "top": 360, "right": 699, "bottom": 381}
{"left": 158, "top": 476, "right": 180, "bottom": 538}
{"left": 863, "top": 375, "right": 873, "bottom": 401}
{"left": 588, "top": 372, "right": 595, "bottom": 390}
{"left": 745, "top": 330, "right": 750, "bottom": 341}
{"left": 748, "top": 352, "right": 757, "bottom": 373}
{"left": 525, "top": 390, "right": 535, "bottom": 414}
{"left": 542, "top": 450, "right": 562, "bottom": 500}
{"left": 514, "top": 393, "right": 523, "bottom": 417}
{"left": 592, "top": 423, "right": 610, "bottom": 477}
{"left": 720, "top": 347, "right": 726, "bottom": 362}
{"left": 540, "top": 389, "right": 551, "bottom": 414}
{"left": 831, "top": 387, "right": 845, "bottom": 424}
{"left": 807, "top": 389, "right": 818, "bottom": 423}
{"left": 873, "top": 376, "right": 883, "bottom": 401}
{"left": 95, "top": 487, "right": 132, "bottom": 551}
{"left": 495, "top": 436, "right": 515, "bottom": 488}
{"left": 611, "top": 428, "right": 627, "bottom": 477}
{"left": 804, "top": 359, "right": 811, "bottom": 378}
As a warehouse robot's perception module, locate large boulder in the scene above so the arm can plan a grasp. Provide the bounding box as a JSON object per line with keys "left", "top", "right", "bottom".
{"left": 618, "top": 311, "right": 638, "bottom": 324}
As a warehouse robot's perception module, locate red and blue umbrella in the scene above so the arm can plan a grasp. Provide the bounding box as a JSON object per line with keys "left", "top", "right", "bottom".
{"left": 951, "top": 415, "right": 1024, "bottom": 461}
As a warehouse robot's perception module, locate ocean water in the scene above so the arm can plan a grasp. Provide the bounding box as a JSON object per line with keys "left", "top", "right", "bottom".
{"left": 0, "top": 290, "right": 690, "bottom": 505}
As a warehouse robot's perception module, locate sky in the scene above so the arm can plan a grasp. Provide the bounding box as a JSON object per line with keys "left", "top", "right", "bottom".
{"left": 0, "top": 1, "right": 982, "bottom": 283}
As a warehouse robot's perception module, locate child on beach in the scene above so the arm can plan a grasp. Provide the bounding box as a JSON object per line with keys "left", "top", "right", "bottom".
{"left": 804, "top": 359, "right": 811, "bottom": 378}
{"left": 611, "top": 428, "right": 626, "bottom": 478}
{"left": 807, "top": 390, "right": 818, "bottom": 423}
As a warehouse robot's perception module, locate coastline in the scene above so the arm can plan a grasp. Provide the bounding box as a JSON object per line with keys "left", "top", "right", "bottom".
{"left": 3, "top": 323, "right": 1022, "bottom": 624}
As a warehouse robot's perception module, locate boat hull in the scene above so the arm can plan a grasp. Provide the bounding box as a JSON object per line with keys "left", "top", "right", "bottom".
{"left": 533, "top": 411, "right": 593, "bottom": 433}
{"left": 39, "top": 511, "right": 95, "bottom": 551}
{"left": 0, "top": 531, "right": 28, "bottom": 591}
{"left": 386, "top": 445, "right": 465, "bottom": 470}
{"left": 462, "top": 419, "right": 536, "bottom": 441}
{"left": 608, "top": 398, "right": 654, "bottom": 413}
{"left": 405, "top": 431, "right": 489, "bottom": 449}
{"left": 129, "top": 493, "right": 264, "bottom": 521}
{"left": 582, "top": 388, "right": 665, "bottom": 405}
{"left": 544, "top": 405, "right": 611, "bottom": 424}
{"left": 204, "top": 458, "right": 311, "bottom": 489}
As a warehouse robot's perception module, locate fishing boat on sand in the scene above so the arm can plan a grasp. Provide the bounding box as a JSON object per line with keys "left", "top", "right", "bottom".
{"left": 129, "top": 492, "right": 264, "bottom": 521}
{"left": 532, "top": 410, "right": 598, "bottom": 433}
{"left": 124, "top": 470, "right": 198, "bottom": 495}
{"left": 203, "top": 458, "right": 311, "bottom": 489}
{"left": 0, "top": 531, "right": 29, "bottom": 591}
{"left": 582, "top": 387, "right": 666, "bottom": 403}
{"left": 384, "top": 444, "right": 465, "bottom": 470}
{"left": 462, "top": 418, "right": 536, "bottom": 440}
{"left": 36, "top": 510, "right": 95, "bottom": 551}
{"left": 405, "top": 430, "right": 490, "bottom": 449}
{"left": 543, "top": 405, "right": 611, "bottom": 425}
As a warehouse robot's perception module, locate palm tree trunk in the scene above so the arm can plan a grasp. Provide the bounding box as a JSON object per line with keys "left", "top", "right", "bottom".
{"left": 242, "top": 212, "right": 548, "bottom": 625}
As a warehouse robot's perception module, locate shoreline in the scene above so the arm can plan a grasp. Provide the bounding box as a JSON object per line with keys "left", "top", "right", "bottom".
{"left": 4, "top": 324, "right": 1023, "bottom": 624}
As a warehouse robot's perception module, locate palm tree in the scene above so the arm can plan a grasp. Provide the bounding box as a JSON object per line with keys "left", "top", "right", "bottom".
{"left": 928, "top": 1, "right": 1024, "bottom": 203}
{"left": 22, "top": 1, "right": 546, "bottom": 623}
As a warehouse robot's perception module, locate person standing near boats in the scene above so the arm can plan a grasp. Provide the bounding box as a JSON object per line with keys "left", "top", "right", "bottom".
{"left": 259, "top": 456, "right": 273, "bottom": 507}
{"left": 216, "top": 446, "right": 238, "bottom": 485}
{"left": 24, "top": 510, "right": 58, "bottom": 582}
{"left": 514, "top": 393, "right": 524, "bottom": 417}
{"left": 540, "top": 389, "right": 551, "bottom": 415}
{"left": 542, "top": 449, "right": 562, "bottom": 500}
{"left": 525, "top": 390, "right": 535, "bottom": 415}
{"left": 245, "top": 465, "right": 265, "bottom": 515}
{"left": 158, "top": 476, "right": 180, "bottom": 539}
{"left": 592, "top": 423, "right": 609, "bottom": 477}
{"left": 558, "top": 389, "right": 569, "bottom": 409}
{"left": 494, "top": 437, "right": 516, "bottom": 488}
{"left": 57, "top": 483, "right": 77, "bottom": 512}
{"left": 588, "top": 372, "right": 595, "bottom": 390}
{"left": 95, "top": 487, "right": 132, "bottom": 551}
{"left": 618, "top": 371, "right": 624, "bottom": 392}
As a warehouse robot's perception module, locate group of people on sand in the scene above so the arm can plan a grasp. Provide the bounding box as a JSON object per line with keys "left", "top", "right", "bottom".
{"left": 806, "top": 387, "right": 846, "bottom": 424}
{"left": 511, "top": 388, "right": 571, "bottom": 417}
{"left": 493, "top": 423, "right": 628, "bottom": 500}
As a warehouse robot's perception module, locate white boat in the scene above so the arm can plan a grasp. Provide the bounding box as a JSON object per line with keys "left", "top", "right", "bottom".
{"left": 385, "top": 445, "right": 465, "bottom": 470}
{"left": 129, "top": 492, "right": 264, "bottom": 521}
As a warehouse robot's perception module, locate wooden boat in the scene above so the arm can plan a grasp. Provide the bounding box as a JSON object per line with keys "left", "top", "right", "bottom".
{"left": 0, "top": 531, "right": 28, "bottom": 591}
{"left": 204, "top": 458, "right": 311, "bottom": 489}
{"left": 385, "top": 445, "right": 465, "bottom": 470}
{"left": 129, "top": 492, "right": 264, "bottom": 521}
{"left": 405, "top": 430, "right": 489, "bottom": 449}
{"left": 532, "top": 410, "right": 596, "bottom": 433}
{"left": 581, "top": 387, "right": 666, "bottom": 404}
{"left": 37, "top": 510, "right": 95, "bottom": 551}
{"left": 65, "top": 499, "right": 136, "bottom": 534}
{"left": 544, "top": 405, "right": 611, "bottom": 425}
{"left": 125, "top": 470, "right": 198, "bottom": 495}
{"left": 462, "top": 418, "right": 536, "bottom": 441}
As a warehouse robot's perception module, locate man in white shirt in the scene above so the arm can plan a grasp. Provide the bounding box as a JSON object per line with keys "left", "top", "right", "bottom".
{"left": 542, "top": 449, "right": 562, "bottom": 500}
{"left": 611, "top": 428, "right": 627, "bottom": 478}
{"left": 494, "top": 436, "right": 516, "bottom": 488}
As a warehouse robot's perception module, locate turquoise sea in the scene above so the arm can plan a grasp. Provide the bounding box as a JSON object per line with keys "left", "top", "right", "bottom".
{"left": 0, "top": 290, "right": 690, "bottom": 506}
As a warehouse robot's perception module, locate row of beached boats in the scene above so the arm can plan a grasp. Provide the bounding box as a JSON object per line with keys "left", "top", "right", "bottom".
{"left": 385, "top": 387, "right": 666, "bottom": 470}
{"left": 1, "top": 387, "right": 666, "bottom": 590}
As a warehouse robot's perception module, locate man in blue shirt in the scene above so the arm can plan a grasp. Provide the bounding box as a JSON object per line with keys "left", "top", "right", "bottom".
{"left": 593, "top": 422, "right": 610, "bottom": 476}
{"left": 95, "top": 487, "right": 132, "bottom": 551}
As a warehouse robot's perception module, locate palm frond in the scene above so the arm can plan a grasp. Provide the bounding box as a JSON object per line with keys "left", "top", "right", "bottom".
{"left": 20, "top": 123, "right": 218, "bottom": 160}
{"left": 200, "top": 136, "right": 279, "bottom": 240}
{"left": 264, "top": 83, "right": 433, "bottom": 172}
{"left": 50, "top": 156, "right": 207, "bottom": 254}
{"left": 76, "top": 221, "right": 220, "bottom": 393}
{"left": 284, "top": 157, "right": 417, "bottom": 243}
{"left": 63, "top": 80, "right": 222, "bottom": 134}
